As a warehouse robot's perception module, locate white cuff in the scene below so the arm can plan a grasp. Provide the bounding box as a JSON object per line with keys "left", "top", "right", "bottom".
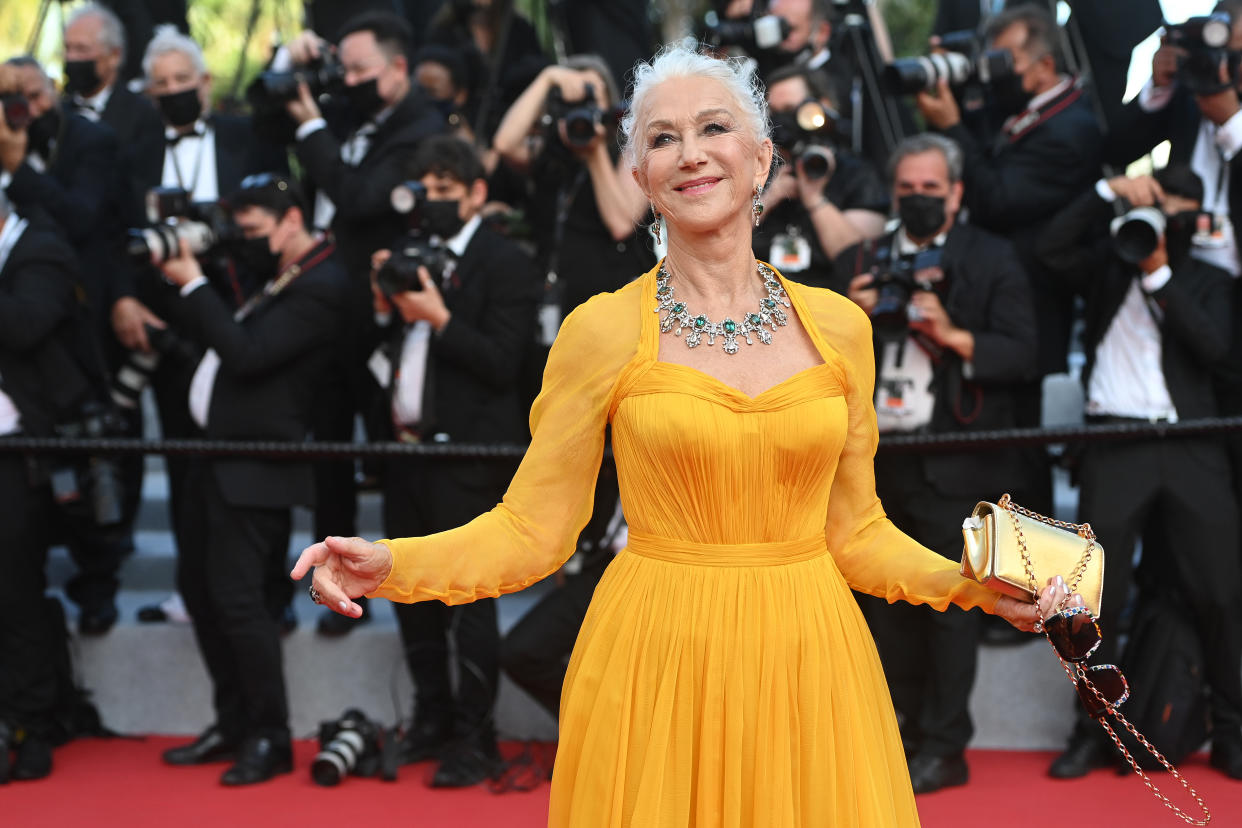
{"left": 271, "top": 46, "right": 293, "bottom": 73}
{"left": 0, "top": 170, "right": 11, "bottom": 191}
{"left": 180, "top": 276, "right": 208, "bottom": 296}
{"left": 295, "top": 118, "right": 327, "bottom": 141}
{"left": 1216, "top": 108, "right": 1242, "bottom": 161}
{"left": 375, "top": 309, "right": 392, "bottom": 326}
{"left": 1138, "top": 78, "right": 1175, "bottom": 113}
{"left": 1141, "top": 264, "right": 1172, "bottom": 292}
{"left": 1095, "top": 178, "right": 1117, "bottom": 202}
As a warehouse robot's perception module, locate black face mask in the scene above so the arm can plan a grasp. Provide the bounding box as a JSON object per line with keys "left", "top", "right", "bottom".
{"left": 425, "top": 93, "right": 457, "bottom": 122}
{"left": 343, "top": 77, "right": 386, "bottom": 119}
{"left": 1165, "top": 209, "right": 1199, "bottom": 264}
{"left": 27, "top": 108, "right": 62, "bottom": 156}
{"left": 990, "top": 72, "right": 1033, "bottom": 120}
{"left": 422, "top": 199, "right": 465, "bottom": 239}
{"left": 64, "top": 60, "right": 102, "bottom": 96}
{"left": 232, "top": 235, "right": 281, "bottom": 279}
{"left": 897, "top": 194, "right": 947, "bottom": 239}
{"left": 157, "top": 88, "right": 202, "bottom": 128}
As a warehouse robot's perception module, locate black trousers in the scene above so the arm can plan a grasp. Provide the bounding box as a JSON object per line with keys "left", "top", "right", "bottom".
{"left": 384, "top": 458, "right": 505, "bottom": 743}
{"left": 859, "top": 453, "right": 983, "bottom": 758}
{"left": 177, "top": 460, "right": 291, "bottom": 741}
{"left": 0, "top": 453, "right": 57, "bottom": 736}
{"left": 1072, "top": 435, "right": 1242, "bottom": 739}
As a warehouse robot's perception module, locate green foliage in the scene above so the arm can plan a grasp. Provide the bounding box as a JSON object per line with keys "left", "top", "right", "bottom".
{"left": 880, "top": 0, "right": 939, "bottom": 59}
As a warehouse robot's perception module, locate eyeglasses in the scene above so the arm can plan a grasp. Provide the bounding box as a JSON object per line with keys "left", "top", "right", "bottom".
{"left": 239, "top": 172, "right": 291, "bottom": 193}
{"left": 1043, "top": 606, "right": 1130, "bottom": 719}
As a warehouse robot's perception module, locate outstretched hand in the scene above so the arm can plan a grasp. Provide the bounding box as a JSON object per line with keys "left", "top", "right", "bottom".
{"left": 290, "top": 536, "right": 393, "bottom": 617}
{"left": 993, "top": 576, "right": 1084, "bottom": 633}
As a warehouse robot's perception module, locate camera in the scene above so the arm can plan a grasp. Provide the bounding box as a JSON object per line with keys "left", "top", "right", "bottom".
{"left": 771, "top": 100, "right": 839, "bottom": 181}
{"left": 51, "top": 402, "right": 127, "bottom": 527}
{"left": 1, "top": 92, "right": 31, "bottom": 131}
{"left": 702, "top": 10, "right": 792, "bottom": 54}
{"left": 311, "top": 709, "right": 388, "bottom": 786}
{"left": 543, "top": 82, "right": 615, "bottom": 149}
{"left": 1110, "top": 206, "right": 1166, "bottom": 265}
{"left": 127, "top": 187, "right": 239, "bottom": 266}
{"left": 883, "top": 30, "right": 1014, "bottom": 95}
{"left": 867, "top": 246, "right": 945, "bottom": 339}
{"left": 111, "top": 324, "right": 200, "bottom": 410}
{"left": 246, "top": 52, "right": 347, "bottom": 120}
{"left": 1165, "top": 12, "right": 1239, "bottom": 95}
{"left": 376, "top": 181, "right": 457, "bottom": 295}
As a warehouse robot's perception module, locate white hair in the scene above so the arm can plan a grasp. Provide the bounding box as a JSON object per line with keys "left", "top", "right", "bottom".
{"left": 142, "top": 24, "right": 205, "bottom": 82}
{"left": 621, "top": 41, "right": 770, "bottom": 170}
{"left": 67, "top": 3, "right": 127, "bottom": 61}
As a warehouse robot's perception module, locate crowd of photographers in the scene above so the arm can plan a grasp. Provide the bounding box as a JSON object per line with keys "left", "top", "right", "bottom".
{"left": 2, "top": 0, "right": 1242, "bottom": 800}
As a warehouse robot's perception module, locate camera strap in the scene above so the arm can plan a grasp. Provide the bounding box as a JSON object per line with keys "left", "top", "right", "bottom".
{"left": 233, "top": 236, "right": 335, "bottom": 322}
{"left": 167, "top": 125, "right": 209, "bottom": 198}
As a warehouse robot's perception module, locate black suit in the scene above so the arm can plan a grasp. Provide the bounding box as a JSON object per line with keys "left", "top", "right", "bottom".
{"left": 840, "top": 221, "right": 1038, "bottom": 760}
{"left": 171, "top": 239, "right": 346, "bottom": 744}
{"left": 379, "top": 222, "right": 538, "bottom": 746}
{"left": 0, "top": 223, "right": 95, "bottom": 740}
{"left": 1038, "top": 186, "right": 1242, "bottom": 744}
{"left": 293, "top": 91, "right": 445, "bottom": 542}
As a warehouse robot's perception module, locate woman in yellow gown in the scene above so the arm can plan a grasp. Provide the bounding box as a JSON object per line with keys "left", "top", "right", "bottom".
{"left": 293, "top": 44, "right": 1054, "bottom": 827}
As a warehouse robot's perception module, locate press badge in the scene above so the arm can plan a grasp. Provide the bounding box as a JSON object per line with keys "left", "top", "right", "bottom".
{"left": 771, "top": 229, "right": 812, "bottom": 272}
{"left": 1193, "top": 212, "right": 1233, "bottom": 249}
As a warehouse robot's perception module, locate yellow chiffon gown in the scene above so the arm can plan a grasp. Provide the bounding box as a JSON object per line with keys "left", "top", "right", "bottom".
{"left": 371, "top": 262, "right": 1001, "bottom": 827}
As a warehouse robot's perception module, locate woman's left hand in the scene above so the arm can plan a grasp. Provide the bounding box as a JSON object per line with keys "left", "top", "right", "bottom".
{"left": 994, "top": 575, "right": 1080, "bottom": 633}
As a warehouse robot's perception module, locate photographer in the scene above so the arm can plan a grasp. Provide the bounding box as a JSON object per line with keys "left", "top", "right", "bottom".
{"left": 756, "top": 65, "right": 887, "bottom": 291}
{"left": 369, "top": 136, "right": 539, "bottom": 788}
{"left": 1035, "top": 165, "right": 1242, "bottom": 781}
{"left": 838, "top": 134, "right": 1037, "bottom": 795}
{"left": 0, "top": 190, "right": 102, "bottom": 780}
{"left": 493, "top": 57, "right": 650, "bottom": 318}
{"left": 274, "top": 14, "right": 445, "bottom": 600}
{"left": 156, "top": 175, "right": 346, "bottom": 786}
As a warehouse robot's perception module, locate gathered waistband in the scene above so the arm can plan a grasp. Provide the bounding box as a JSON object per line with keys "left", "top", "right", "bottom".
{"left": 625, "top": 531, "right": 828, "bottom": 567}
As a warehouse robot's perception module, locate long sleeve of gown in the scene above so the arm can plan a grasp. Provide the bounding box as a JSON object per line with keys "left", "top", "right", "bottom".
{"left": 368, "top": 285, "right": 640, "bottom": 605}
{"left": 810, "top": 289, "right": 1002, "bottom": 613}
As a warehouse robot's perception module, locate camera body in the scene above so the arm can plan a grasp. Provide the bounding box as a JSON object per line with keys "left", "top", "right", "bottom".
{"left": 311, "top": 709, "right": 384, "bottom": 786}
{"left": 0, "top": 92, "right": 31, "bottom": 131}
{"left": 51, "top": 401, "right": 128, "bottom": 527}
{"left": 771, "top": 100, "right": 840, "bottom": 181}
{"left": 867, "top": 245, "right": 945, "bottom": 339}
{"left": 702, "top": 11, "right": 793, "bottom": 54}
{"left": 127, "top": 187, "right": 239, "bottom": 267}
{"left": 377, "top": 181, "right": 458, "bottom": 295}
{"left": 543, "top": 83, "right": 616, "bottom": 149}
{"left": 111, "top": 323, "right": 200, "bottom": 410}
{"left": 884, "top": 30, "right": 1015, "bottom": 95}
{"left": 1165, "top": 12, "right": 1239, "bottom": 95}
{"left": 248, "top": 52, "right": 347, "bottom": 110}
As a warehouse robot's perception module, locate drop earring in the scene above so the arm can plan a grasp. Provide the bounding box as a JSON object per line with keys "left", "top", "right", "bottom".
{"left": 650, "top": 208, "right": 663, "bottom": 245}
{"left": 752, "top": 187, "right": 764, "bottom": 226}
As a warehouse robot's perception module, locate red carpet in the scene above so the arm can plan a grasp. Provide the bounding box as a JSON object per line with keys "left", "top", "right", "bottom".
{"left": 4, "top": 737, "right": 1236, "bottom": 827}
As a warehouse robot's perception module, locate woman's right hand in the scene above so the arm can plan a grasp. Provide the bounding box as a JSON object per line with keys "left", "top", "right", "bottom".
{"left": 291, "top": 537, "right": 393, "bottom": 617}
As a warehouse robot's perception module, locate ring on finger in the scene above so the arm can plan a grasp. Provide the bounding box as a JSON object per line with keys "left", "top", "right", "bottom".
{"left": 309, "top": 584, "right": 324, "bottom": 605}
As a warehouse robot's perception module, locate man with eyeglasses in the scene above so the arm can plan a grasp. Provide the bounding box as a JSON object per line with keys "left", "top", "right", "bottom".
{"left": 153, "top": 175, "right": 346, "bottom": 786}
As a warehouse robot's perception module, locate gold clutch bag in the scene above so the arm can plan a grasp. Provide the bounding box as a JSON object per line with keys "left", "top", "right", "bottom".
{"left": 960, "top": 494, "right": 1104, "bottom": 616}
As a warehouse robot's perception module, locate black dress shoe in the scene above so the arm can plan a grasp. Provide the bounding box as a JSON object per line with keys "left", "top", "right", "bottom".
{"left": 11, "top": 737, "right": 52, "bottom": 781}
{"left": 220, "top": 736, "right": 293, "bottom": 786}
{"left": 163, "top": 725, "right": 240, "bottom": 766}
{"left": 908, "top": 752, "right": 968, "bottom": 794}
{"left": 316, "top": 599, "right": 370, "bottom": 636}
{"left": 78, "top": 604, "right": 118, "bottom": 636}
{"left": 398, "top": 716, "right": 454, "bottom": 765}
{"left": 431, "top": 740, "right": 504, "bottom": 789}
{"left": 1210, "top": 738, "right": 1242, "bottom": 780}
{"left": 1048, "top": 735, "right": 1112, "bottom": 779}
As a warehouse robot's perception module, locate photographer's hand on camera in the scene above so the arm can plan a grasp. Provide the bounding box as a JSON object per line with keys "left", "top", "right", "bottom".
{"left": 1196, "top": 57, "right": 1242, "bottom": 125}
{"left": 1152, "top": 40, "right": 1185, "bottom": 89}
{"left": 0, "top": 66, "right": 28, "bottom": 173}
{"left": 847, "top": 273, "right": 879, "bottom": 315}
{"left": 111, "top": 296, "right": 167, "bottom": 353}
{"left": 1106, "top": 173, "right": 1164, "bottom": 207}
{"left": 286, "top": 30, "right": 329, "bottom": 68}
{"left": 157, "top": 237, "right": 205, "bottom": 289}
{"left": 285, "top": 79, "right": 323, "bottom": 127}
{"left": 387, "top": 265, "right": 451, "bottom": 332}
{"left": 908, "top": 289, "right": 974, "bottom": 360}
{"left": 917, "top": 78, "right": 962, "bottom": 131}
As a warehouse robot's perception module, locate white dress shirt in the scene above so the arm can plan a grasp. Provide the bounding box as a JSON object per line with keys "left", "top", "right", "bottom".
{"left": 0, "top": 215, "right": 31, "bottom": 435}
{"left": 1086, "top": 270, "right": 1178, "bottom": 422}
{"left": 73, "top": 85, "right": 113, "bottom": 121}
{"left": 162, "top": 120, "right": 218, "bottom": 202}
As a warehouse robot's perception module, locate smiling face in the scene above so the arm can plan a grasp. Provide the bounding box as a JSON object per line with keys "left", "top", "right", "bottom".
{"left": 632, "top": 75, "right": 771, "bottom": 240}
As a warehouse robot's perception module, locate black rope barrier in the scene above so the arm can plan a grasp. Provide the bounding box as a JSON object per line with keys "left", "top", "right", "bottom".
{"left": 3, "top": 416, "right": 1242, "bottom": 460}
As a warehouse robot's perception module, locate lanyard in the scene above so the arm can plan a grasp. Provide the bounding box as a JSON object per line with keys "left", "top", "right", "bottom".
{"left": 233, "top": 238, "right": 334, "bottom": 322}
{"left": 169, "top": 131, "right": 207, "bottom": 197}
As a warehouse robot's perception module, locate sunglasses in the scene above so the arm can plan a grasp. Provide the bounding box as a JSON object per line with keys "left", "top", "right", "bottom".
{"left": 1043, "top": 606, "right": 1130, "bottom": 719}
{"left": 239, "top": 172, "right": 291, "bottom": 193}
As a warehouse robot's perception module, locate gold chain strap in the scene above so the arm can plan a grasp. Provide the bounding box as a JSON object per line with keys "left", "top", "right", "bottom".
{"left": 998, "top": 492, "right": 1096, "bottom": 609}
{"left": 1050, "top": 655, "right": 1212, "bottom": 825}
{"left": 1000, "top": 494, "right": 1212, "bottom": 825}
